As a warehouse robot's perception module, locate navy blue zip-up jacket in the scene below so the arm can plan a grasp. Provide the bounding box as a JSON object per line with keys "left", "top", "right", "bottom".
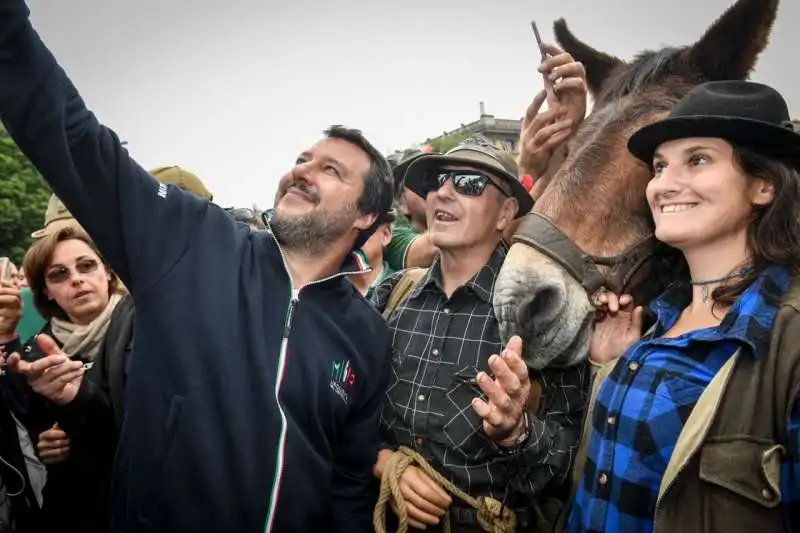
{"left": 0, "top": 4, "right": 392, "bottom": 532}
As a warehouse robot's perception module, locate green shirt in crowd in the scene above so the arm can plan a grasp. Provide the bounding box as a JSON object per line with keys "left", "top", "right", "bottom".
{"left": 18, "top": 287, "right": 45, "bottom": 341}
{"left": 365, "top": 262, "right": 395, "bottom": 300}
{"left": 384, "top": 211, "right": 421, "bottom": 272}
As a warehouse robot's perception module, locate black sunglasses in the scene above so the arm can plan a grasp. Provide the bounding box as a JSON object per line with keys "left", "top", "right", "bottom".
{"left": 424, "top": 171, "right": 510, "bottom": 198}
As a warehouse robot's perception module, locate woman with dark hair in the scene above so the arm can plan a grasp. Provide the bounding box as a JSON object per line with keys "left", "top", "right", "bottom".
{"left": 0, "top": 225, "right": 122, "bottom": 533}
{"left": 562, "top": 81, "right": 800, "bottom": 533}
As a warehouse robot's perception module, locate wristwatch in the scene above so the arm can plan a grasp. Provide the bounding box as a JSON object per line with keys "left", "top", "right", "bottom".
{"left": 493, "top": 410, "right": 532, "bottom": 455}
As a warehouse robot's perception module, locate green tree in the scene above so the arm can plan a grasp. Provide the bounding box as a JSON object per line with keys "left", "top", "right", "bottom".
{"left": 0, "top": 128, "right": 51, "bottom": 265}
{"left": 425, "top": 131, "right": 471, "bottom": 154}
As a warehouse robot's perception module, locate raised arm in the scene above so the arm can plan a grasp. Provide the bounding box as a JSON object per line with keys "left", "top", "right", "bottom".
{"left": 0, "top": 2, "right": 209, "bottom": 295}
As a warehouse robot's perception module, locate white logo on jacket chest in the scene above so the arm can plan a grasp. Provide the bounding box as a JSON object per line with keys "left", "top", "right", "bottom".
{"left": 330, "top": 359, "right": 357, "bottom": 404}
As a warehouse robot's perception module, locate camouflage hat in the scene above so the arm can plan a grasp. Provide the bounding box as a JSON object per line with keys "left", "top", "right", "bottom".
{"left": 403, "top": 134, "right": 534, "bottom": 218}
{"left": 30, "top": 194, "right": 83, "bottom": 239}
{"left": 149, "top": 166, "right": 213, "bottom": 201}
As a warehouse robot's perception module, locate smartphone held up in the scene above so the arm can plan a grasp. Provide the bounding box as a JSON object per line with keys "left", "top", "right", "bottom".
{"left": 531, "top": 20, "right": 560, "bottom": 104}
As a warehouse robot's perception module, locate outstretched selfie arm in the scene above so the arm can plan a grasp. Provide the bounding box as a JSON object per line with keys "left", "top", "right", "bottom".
{"left": 0, "top": 2, "right": 209, "bottom": 296}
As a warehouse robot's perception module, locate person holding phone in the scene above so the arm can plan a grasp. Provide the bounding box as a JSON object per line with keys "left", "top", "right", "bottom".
{"left": 0, "top": 226, "right": 124, "bottom": 533}
{"left": 504, "top": 35, "right": 588, "bottom": 244}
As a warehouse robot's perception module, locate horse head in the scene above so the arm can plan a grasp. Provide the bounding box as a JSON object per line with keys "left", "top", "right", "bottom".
{"left": 494, "top": 0, "right": 780, "bottom": 369}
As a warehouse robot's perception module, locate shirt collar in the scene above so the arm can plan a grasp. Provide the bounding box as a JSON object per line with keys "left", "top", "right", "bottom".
{"left": 649, "top": 264, "right": 792, "bottom": 356}
{"left": 411, "top": 244, "right": 507, "bottom": 303}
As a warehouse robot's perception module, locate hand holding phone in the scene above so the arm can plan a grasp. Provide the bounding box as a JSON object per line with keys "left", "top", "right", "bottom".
{"left": 531, "top": 21, "right": 560, "bottom": 104}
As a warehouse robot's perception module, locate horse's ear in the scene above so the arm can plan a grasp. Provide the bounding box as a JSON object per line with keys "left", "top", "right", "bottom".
{"left": 554, "top": 19, "right": 623, "bottom": 97}
{"left": 683, "top": 0, "right": 779, "bottom": 81}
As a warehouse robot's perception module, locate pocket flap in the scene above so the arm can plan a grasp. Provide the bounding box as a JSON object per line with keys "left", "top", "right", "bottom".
{"left": 699, "top": 439, "right": 784, "bottom": 508}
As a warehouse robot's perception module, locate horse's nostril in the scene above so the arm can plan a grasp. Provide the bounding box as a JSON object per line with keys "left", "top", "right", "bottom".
{"left": 517, "top": 284, "right": 566, "bottom": 332}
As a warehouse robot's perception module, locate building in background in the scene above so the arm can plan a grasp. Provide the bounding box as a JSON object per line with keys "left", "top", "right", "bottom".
{"left": 389, "top": 102, "right": 522, "bottom": 159}
{"left": 426, "top": 102, "right": 522, "bottom": 156}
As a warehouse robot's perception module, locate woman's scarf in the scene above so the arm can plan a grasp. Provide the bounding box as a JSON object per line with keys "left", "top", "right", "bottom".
{"left": 49, "top": 292, "right": 123, "bottom": 360}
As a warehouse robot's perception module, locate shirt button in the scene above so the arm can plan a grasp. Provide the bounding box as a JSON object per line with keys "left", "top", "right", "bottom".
{"left": 417, "top": 394, "right": 426, "bottom": 402}
{"left": 431, "top": 349, "right": 439, "bottom": 356}
{"left": 628, "top": 362, "right": 640, "bottom": 372}
{"left": 607, "top": 415, "right": 616, "bottom": 426}
{"left": 443, "top": 308, "right": 451, "bottom": 314}
{"left": 762, "top": 488, "right": 772, "bottom": 500}
{"left": 598, "top": 473, "right": 608, "bottom": 486}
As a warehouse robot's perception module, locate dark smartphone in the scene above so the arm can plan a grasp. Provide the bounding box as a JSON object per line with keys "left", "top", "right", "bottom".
{"left": 531, "top": 20, "right": 560, "bottom": 103}
{"left": 531, "top": 21, "right": 548, "bottom": 63}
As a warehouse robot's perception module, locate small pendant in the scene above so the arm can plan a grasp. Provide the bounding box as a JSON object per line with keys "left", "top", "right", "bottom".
{"left": 701, "top": 285, "right": 710, "bottom": 302}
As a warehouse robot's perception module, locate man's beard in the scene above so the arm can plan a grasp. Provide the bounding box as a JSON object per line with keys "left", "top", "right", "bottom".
{"left": 271, "top": 202, "right": 358, "bottom": 256}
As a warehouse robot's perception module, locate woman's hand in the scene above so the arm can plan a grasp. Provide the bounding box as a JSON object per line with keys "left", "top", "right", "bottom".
{"left": 37, "top": 424, "right": 70, "bottom": 465}
{"left": 519, "top": 43, "right": 588, "bottom": 180}
{"left": 539, "top": 43, "right": 588, "bottom": 131}
{"left": 590, "top": 292, "right": 644, "bottom": 365}
{"left": 6, "top": 334, "right": 85, "bottom": 405}
{"left": 0, "top": 280, "right": 22, "bottom": 339}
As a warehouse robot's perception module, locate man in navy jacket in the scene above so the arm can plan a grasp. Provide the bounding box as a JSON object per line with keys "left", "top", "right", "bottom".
{"left": 0, "top": 3, "right": 395, "bottom": 531}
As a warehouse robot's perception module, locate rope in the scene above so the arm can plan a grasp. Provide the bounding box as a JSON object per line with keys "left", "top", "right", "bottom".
{"left": 373, "top": 446, "right": 517, "bottom": 533}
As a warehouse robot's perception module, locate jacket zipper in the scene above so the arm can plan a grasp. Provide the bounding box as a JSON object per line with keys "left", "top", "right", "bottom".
{"left": 263, "top": 286, "right": 298, "bottom": 533}
{"left": 263, "top": 245, "right": 366, "bottom": 532}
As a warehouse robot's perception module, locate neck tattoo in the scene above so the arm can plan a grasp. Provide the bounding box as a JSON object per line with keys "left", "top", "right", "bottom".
{"left": 690, "top": 267, "right": 753, "bottom": 302}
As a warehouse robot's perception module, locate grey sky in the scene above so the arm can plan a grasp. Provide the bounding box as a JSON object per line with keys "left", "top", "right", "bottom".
{"left": 26, "top": 0, "right": 799, "bottom": 208}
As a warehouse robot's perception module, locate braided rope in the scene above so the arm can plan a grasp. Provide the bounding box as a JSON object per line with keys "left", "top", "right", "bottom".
{"left": 373, "top": 446, "right": 517, "bottom": 533}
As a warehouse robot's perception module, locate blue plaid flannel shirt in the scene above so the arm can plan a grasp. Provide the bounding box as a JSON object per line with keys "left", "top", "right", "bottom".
{"left": 567, "top": 265, "right": 800, "bottom": 532}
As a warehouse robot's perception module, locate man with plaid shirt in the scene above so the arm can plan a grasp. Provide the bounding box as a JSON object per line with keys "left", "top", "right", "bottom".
{"left": 371, "top": 136, "right": 587, "bottom": 532}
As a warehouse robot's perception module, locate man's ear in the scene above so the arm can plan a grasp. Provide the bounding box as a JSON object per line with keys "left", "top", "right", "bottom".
{"left": 353, "top": 212, "right": 378, "bottom": 231}
{"left": 495, "top": 198, "right": 518, "bottom": 233}
{"left": 379, "top": 223, "right": 393, "bottom": 247}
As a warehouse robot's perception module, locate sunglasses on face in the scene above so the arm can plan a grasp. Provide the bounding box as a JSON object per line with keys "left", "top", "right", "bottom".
{"left": 45, "top": 258, "right": 100, "bottom": 284}
{"left": 424, "top": 171, "right": 509, "bottom": 198}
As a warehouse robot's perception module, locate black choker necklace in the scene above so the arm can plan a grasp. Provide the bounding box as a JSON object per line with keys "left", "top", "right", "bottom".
{"left": 690, "top": 267, "right": 753, "bottom": 302}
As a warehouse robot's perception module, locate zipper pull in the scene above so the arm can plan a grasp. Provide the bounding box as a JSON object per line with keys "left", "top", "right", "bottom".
{"left": 283, "top": 290, "right": 300, "bottom": 339}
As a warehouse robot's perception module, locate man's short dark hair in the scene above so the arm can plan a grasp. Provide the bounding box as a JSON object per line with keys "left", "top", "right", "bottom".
{"left": 324, "top": 125, "right": 394, "bottom": 248}
{"left": 324, "top": 125, "right": 393, "bottom": 218}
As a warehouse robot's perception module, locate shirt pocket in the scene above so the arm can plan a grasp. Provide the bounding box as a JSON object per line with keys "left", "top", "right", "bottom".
{"left": 654, "top": 371, "right": 707, "bottom": 408}
{"left": 441, "top": 365, "right": 489, "bottom": 460}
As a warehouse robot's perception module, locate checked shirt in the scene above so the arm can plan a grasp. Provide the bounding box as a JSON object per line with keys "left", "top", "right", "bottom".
{"left": 567, "top": 265, "right": 800, "bottom": 532}
{"left": 371, "top": 245, "right": 587, "bottom": 502}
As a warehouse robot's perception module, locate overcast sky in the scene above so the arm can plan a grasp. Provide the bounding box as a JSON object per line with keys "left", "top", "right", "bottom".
{"left": 25, "top": 0, "right": 799, "bottom": 209}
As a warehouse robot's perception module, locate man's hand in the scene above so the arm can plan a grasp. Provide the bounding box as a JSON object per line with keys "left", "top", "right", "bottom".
{"left": 374, "top": 449, "right": 452, "bottom": 530}
{"left": 472, "top": 336, "right": 531, "bottom": 447}
{"left": 0, "top": 280, "right": 22, "bottom": 339}
{"left": 6, "top": 334, "right": 84, "bottom": 405}
{"left": 37, "top": 424, "right": 70, "bottom": 465}
{"left": 391, "top": 466, "right": 451, "bottom": 530}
